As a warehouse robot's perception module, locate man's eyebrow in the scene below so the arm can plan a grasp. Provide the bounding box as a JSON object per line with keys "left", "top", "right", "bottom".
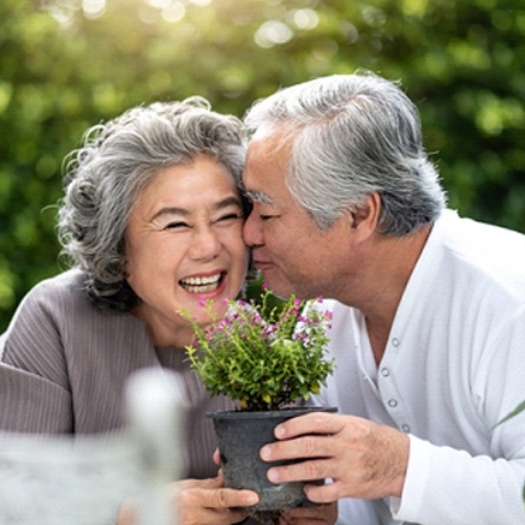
{"left": 244, "top": 190, "right": 274, "bottom": 205}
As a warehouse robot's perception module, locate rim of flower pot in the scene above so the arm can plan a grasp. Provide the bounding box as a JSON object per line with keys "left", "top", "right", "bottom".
{"left": 206, "top": 406, "right": 337, "bottom": 420}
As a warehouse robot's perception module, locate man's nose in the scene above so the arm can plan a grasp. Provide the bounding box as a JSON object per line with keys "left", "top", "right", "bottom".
{"left": 243, "top": 211, "right": 263, "bottom": 247}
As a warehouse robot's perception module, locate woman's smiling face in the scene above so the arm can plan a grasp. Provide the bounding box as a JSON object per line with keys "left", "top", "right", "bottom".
{"left": 125, "top": 155, "right": 248, "bottom": 346}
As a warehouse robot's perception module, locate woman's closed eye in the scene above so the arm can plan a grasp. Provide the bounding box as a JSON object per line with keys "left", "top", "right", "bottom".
{"left": 162, "top": 214, "right": 241, "bottom": 231}
{"left": 214, "top": 212, "right": 243, "bottom": 224}
{"left": 165, "top": 220, "right": 190, "bottom": 230}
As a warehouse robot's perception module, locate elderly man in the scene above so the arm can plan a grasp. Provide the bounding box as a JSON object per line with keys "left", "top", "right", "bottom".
{"left": 241, "top": 70, "right": 525, "bottom": 525}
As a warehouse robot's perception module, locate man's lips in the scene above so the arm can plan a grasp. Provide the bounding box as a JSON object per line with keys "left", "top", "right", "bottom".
{"left": 253, "top": 259, "right": 275, "bottom": 269}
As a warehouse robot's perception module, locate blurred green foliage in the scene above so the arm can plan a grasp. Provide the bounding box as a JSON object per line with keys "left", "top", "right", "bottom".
{"left": 1, "top": 0, "right": 524, "bottom": 331}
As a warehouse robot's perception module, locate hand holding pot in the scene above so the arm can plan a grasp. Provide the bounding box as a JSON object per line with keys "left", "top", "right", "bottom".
{"left": 260, "top": 412, "right": 409, "bottom": 502}
{"left": 177, "top": 476, "right": 260, "bottom": 525}
{"left": 118, "top": 474, "right": 259, "bottom": 525}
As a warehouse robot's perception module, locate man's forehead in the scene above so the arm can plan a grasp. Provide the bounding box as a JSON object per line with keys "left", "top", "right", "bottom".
{"left": 246, "top": 125, "right": 293, "bottom": 165}
{"left": 248, "top": 123, "right": 292, "bottom": 156}
{"left": 250, "top": 121, "right": 280, "bottom": 141}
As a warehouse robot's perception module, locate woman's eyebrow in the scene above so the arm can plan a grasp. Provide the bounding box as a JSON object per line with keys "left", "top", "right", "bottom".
{"left": 150, "top": 207, "right": 189, "bottom": 221}
{"left": 213, "top": 196, "right": 244, "bottom": 211}
{"left": 150, "top": 197, "right": 243, "bottom": 222}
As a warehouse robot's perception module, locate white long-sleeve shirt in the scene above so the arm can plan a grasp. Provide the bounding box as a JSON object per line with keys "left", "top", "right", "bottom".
{"left": 311, "top": 209, "right": 525, "bottom": 525}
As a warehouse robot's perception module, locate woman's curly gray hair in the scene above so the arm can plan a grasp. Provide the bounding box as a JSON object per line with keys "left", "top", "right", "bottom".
{"left": 57, "top": 97, "right": 247, "bottom": 311}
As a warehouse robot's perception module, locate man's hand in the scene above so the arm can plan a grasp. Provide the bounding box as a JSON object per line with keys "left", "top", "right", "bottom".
{"left": 118, "top": 474, "right": 259, "bottom": 525}
{"left": 259, "top": 412, "right": 409, "bottom": 502}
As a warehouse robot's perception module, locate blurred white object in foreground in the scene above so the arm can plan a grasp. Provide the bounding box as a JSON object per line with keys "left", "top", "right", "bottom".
{"left": 0, "top": 368, "right": 184, "bottom": 525}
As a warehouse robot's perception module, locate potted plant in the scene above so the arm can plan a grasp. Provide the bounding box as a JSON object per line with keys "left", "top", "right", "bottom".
{"left": 183, "top": 285, "right": 336, "bottom": 517}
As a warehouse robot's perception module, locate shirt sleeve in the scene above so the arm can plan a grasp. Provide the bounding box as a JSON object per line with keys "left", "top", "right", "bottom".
{"left": 393, "top": 434, "right": 525, "bottom": 525}
{"left": 393, "top": 307, "right": 525, "bottom": 525}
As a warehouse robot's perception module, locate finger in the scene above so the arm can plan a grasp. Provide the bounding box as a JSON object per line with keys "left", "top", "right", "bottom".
{"left": 261, "top": 415, "right": 352, "bottom": 464}
{"left": 214, "top": 488, "right": 259, "bottom": 508}
{"left": 178, "top": 503, "right": 247, "bottom": 525}
{"left": 303, "top": 482, "right": 345, "bottom": 503}
{"left": 179, "top": 476, "right": 223, "bottom": 490}
{"left": 273, "top": 413, "right": 343, "bottom": 440}
{"left": 117, "top": 499, "right": 136, "bottom": 525}
{"left": 187, "top": 487, "right": 259, "bottom": 509}
{"left": 267, "top": 458, "right": 336, "bottom": 485}
{"left": 261, "top": 435, "right": 335, "bottom": 463}
{"left": 213, "top": 448, "right": 222, "bottom": 465}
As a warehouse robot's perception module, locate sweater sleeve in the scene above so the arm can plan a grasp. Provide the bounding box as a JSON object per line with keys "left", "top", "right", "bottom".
{"left": 0, "top": 279, "right": 73, "bottom": 433}
{"left": 0, "top": 363, "right": 72, "bottom": 432}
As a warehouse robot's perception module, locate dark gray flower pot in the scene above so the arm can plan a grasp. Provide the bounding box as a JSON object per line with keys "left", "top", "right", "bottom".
{"left": 208, "top": 406, "right": 337, "bottom": 512}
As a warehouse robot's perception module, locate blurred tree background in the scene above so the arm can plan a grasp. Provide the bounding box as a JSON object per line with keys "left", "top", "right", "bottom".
{"left": 0, "top": 0, "right": 524, "bottom": 331}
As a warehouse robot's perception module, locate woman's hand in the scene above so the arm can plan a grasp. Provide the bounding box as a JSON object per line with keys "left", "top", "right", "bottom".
{"left": 280, "top": 502, "right": 338, "bottom": 525}
{"left": 177, "top": 475, "right": 259, "bottom": 525}
{"left": 118, "top": 474, "right": 259, "bottom": 525}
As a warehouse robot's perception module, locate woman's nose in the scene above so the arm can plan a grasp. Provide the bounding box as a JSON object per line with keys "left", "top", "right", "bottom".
{"left": 189, "top": 227, "right": 221, "bottom": 261}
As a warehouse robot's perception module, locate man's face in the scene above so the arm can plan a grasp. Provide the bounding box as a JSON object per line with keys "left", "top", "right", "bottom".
{"left": 242, "top": 127, "right": 353, "bottom": 300}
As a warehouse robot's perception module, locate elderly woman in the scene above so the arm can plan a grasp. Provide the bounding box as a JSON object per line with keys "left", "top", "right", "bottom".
{"left": 0, "top": 98, "right": 337, "bottom": 525}
{"left": 0, "top": 98, "right": 256, "bottom": 524}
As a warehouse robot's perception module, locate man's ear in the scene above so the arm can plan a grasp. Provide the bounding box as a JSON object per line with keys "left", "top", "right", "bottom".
{"left": 350, "top": 192, "right": 381, "bottom": 236}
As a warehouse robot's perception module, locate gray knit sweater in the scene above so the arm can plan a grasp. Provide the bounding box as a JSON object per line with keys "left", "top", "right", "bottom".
{"left": 0, "top": 268, "right": 234, "bottom": 479}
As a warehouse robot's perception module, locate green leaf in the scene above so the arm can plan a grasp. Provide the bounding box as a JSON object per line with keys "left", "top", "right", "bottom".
{"left": 494, "top": 399, "right": 525, "bottom": 429}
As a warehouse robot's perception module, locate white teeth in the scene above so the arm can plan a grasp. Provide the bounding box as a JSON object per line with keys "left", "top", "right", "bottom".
{"left": 184, "top": 283, "right": 220, "bottom": 294}
{"left": 181, "top": 273, "right": 221, "bottom": 286}
{"left": 180, "top": 273, "right": 222, "bottom": 294}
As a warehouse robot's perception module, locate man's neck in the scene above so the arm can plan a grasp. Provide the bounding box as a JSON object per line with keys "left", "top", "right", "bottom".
{"left": 355, "top": 224, "right": 433, "bottom": 365}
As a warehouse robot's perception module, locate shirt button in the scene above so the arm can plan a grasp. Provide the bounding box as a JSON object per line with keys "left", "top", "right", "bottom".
{"left": 392, "top": 338, "right": 400, "bottom": 347}
{"left": 388, "top": 399, "right": 398, "bottom": 408}
{"left": 380, "top": 368, "right": 390, "bottom": 377}
{"left": 402, "top": 424, "right": 410, "bottom": 432}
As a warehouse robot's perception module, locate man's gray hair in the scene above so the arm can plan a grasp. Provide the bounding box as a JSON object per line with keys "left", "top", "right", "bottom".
{"left": 58, "top": 97, "right": 246, "bottom": 310}
{"left": 244, "top": 71, "right": 447, "bottom": 233}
